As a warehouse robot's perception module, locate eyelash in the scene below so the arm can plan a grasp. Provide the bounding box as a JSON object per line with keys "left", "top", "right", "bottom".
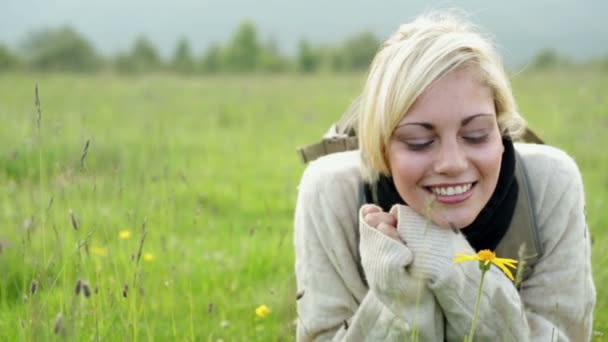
{"left": 464, "top": 135, "right": 489, "bottom": 144}
{"left": 405, "top": 134, "right": 489, "bottom": 151}
{"left": 406, "top": 141, "right": 433, "bottom": 151}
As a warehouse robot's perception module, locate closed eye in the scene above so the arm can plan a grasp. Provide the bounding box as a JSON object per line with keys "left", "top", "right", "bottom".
{"left": 406, "top": 140, "right": 433, "bottom": 151}
{"left": 463, "top": 134, "right": 489, "bottom": 144}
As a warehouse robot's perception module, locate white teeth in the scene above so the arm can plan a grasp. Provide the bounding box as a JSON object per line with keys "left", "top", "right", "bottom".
{"left": 431, "top": 183, "right": 472, "bottom": 196}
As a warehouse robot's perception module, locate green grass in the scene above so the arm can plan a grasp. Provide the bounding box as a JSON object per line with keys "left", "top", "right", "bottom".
{"left": 0, "top": 69, "right": 605, "bottom": 340}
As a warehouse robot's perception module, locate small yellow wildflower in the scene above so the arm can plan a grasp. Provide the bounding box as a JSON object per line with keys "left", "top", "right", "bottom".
{"left": 453, "top": 249, "right": 518, "bottom": 280}
{"left": 255, "top": 304, "right": 270, "bottom": 318}
{"left": 118, "top": 230, "right": 131, "bottom": 240}
{"left": 91, "top": 246, "right": 108, "bottom": 257}
{"left": 143, "top": 253, "right": 154, "bottom": 262}
{"left": 454, "top": 249, "right": 518, "bottom": 341}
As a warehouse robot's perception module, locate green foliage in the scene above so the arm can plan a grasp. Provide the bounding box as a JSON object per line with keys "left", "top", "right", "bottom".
{"left": 0, "top": 44, "right": 20, "bottom": 70}
{"left": 594, "top": 58, "right": 608, "bottom": 71}
{"left": 171, "top": 37, "right": 195, "bottom": 74}
{"left": 258, "top": 38, "right": 290, "bottom": 73}
{"left": 2, "top": 21, "right": 607, "bottom": 74}
{"left": 132, "top": 36, "right": 162, "bottom": 69}
{"left": 224, "top": 21, "right": 261, "bottom": 72}
{"left": 115, "top": 36, "right": 163, "bottom": 74}
{"left": 297, "top": 39, "right": 320, "bottom": 73}
{"left": 531, "top": 48, "right": 572, "bottom": 69}
{"left": 329, "top": 48, "right": 347, "bottom": 72}
{"left": 200, "top": 43, "right": 222, "bottom": 73}
{"left": 296, "top": 32, "right": 379, "bottom": 73}
{"left": 340, "top": 31, "right": 380, "bottom": 70}
{"left": 20, "top": 26, "right": 100, "bottom": 72}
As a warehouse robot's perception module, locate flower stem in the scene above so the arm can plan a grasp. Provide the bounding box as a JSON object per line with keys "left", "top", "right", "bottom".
{"left": 467, "top": 268, "right": 487, "bottom": 341}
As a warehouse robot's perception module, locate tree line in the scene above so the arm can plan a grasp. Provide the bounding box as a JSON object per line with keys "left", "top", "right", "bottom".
{"left": 1, "top": 21, "right": 606, "bottom": 74}
{"left": 0, "top": 21, "right": 382, "bottom": 74}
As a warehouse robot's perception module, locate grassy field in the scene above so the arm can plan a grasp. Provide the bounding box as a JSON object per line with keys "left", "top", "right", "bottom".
{"left": 0, "top": 69, "right": 606, "bottom": 340}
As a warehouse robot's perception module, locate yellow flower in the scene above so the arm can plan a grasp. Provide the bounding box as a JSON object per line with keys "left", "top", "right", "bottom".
{"left": 255, "top": 304, "right": 270, "bottom": 318}
{"left": 453, "top": 249, "right": 518, "bottom": 280}
{"left": 118, "top": 230, "right": 131, "bottom": 240}
{"left": 91, "top": 246, "right": 108, "bottom": 257}
{"left": 143, "top": 253, "right": 154, "bottom": 262}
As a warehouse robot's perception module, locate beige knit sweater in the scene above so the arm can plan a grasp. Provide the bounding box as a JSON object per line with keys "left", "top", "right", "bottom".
{"left": 294, "top": 143, "right": 596, "bottom": 341}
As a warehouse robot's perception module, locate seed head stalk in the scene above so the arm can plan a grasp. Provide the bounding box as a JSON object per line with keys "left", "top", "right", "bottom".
{"left": 35, "top": 84, "right": 47, "bottom": 263}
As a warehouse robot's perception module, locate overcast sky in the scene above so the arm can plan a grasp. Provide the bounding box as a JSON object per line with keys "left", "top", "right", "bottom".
{"left": 1, "top": 0, "right": 607, "bottom": 66}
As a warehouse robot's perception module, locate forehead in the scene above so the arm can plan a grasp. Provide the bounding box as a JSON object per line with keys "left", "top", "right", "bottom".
{"left": 399, "top": 67, "right": 495, "bottom": 124}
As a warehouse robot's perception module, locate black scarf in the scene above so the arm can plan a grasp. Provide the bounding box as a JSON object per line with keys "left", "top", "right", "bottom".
{"left": 363, "top": 138, "right": 518, "bottom": 251}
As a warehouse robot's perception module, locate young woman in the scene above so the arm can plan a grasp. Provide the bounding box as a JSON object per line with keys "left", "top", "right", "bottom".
{"left": 294, "top": 12, "right": 596, "bottom": 341}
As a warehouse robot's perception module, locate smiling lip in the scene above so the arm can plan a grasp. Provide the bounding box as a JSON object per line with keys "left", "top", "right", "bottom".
{"left": 425, "top": 182, "right": 476, "bottom": 204}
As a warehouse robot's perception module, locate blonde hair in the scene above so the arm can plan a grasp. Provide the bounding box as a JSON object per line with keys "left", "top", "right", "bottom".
{"left": 358, "top": 12, "right": 526, "bottom": 182}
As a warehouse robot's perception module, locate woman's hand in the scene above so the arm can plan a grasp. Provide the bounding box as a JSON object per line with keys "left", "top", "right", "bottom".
{"left": 361, "top": 204, "right": 401, "bottom": 242}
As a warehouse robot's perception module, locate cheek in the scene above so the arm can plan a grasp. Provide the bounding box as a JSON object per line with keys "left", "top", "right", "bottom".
{"left": 387, "top": 144, "right": 429, "bottom": 191}
{"left": 477, "top": 141, "right": 504, "bottom": 180}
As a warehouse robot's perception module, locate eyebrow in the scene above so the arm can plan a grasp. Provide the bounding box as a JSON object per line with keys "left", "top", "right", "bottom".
{"left": 397, "top": 113, "right": 494, "bottom": 130}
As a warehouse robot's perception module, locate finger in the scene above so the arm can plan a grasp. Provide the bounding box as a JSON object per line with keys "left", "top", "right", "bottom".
{"left": 377, "top": 222, "right": 400, "bottom": 241}
{"left": 361, "top": 204, "right": 381, "bottom": 216}
{"left": 364, "top": 212, "right": 397, "bottom": 228}
{"left": 389, "top": 204, "right": 399, "bottom": 220}
{"left": 367, "top": 212, "right": 397, "bottom": 228}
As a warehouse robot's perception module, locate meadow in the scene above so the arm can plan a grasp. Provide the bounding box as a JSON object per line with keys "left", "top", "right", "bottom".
{"left": 0, "top": 69, "right": 606, "bottom": 340}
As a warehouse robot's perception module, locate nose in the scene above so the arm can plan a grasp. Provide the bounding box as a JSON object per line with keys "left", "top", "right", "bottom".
{"left": 433, "top": 140, "right": 468, "bottom": 175}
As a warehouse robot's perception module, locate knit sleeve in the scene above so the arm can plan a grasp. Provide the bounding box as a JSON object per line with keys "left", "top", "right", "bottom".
{"left": 517, "top": 148, "right": 596, "bottom": 341}
{"left": 294, "top": 161, "right": 443, "bottom": 341}
{"left": 394, "top": 149, "right": 596, "bottom": 341}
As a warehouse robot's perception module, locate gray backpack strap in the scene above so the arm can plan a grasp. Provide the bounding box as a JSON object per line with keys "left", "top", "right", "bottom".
{"left": 297, "top": 98, "right": 360, "bottom": 163}
{"left": 356, "top": 182, "right": 369, "bottom": 288}
{"left": 495, "top": 150, "right": 543, "bottom": 281}
{"left": 297, "top": 124, "right": 358, "bottom": 163}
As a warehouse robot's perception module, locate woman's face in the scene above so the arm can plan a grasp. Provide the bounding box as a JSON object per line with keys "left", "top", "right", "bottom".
{"left": 387, "top": 67, "right": 504, "bottom": 229}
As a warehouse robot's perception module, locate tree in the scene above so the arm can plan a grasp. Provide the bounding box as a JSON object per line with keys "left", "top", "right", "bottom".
{"left": 200, "top": 43, "right": 222, "bottom": 73}
{"left": 330, "top": 48, "right": 347, "bottom": 72}
{"left": 115, "top": 35, "right": 162, "bottom": 73}
{"left": 259, "top": 37, "right": 289, "bottom": 72}
{"left": 341, "top": 32, "right": 380, "bottom": 70}
{"left": 131, "top": 36, "right": 162, "bottom": 70}
{"left": 0, "top": 44, "right": 20, "bottom": 70}
{"left": 21, "top": 26, "right": 100, "bottom": 72}
{"left": 602, "top": 57, "right": 608, "bottom": 71}
{"left": 297, "top": 39, "right": 320, "bottom": 73}
{"left": 224, "top": 21, "right": 260, "bottom": 72}
{"left": 172, "top": 37, "right": 195, "bottom": 74}
{"left": 531, "top": 48, "right": 570, "bottom": 69}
